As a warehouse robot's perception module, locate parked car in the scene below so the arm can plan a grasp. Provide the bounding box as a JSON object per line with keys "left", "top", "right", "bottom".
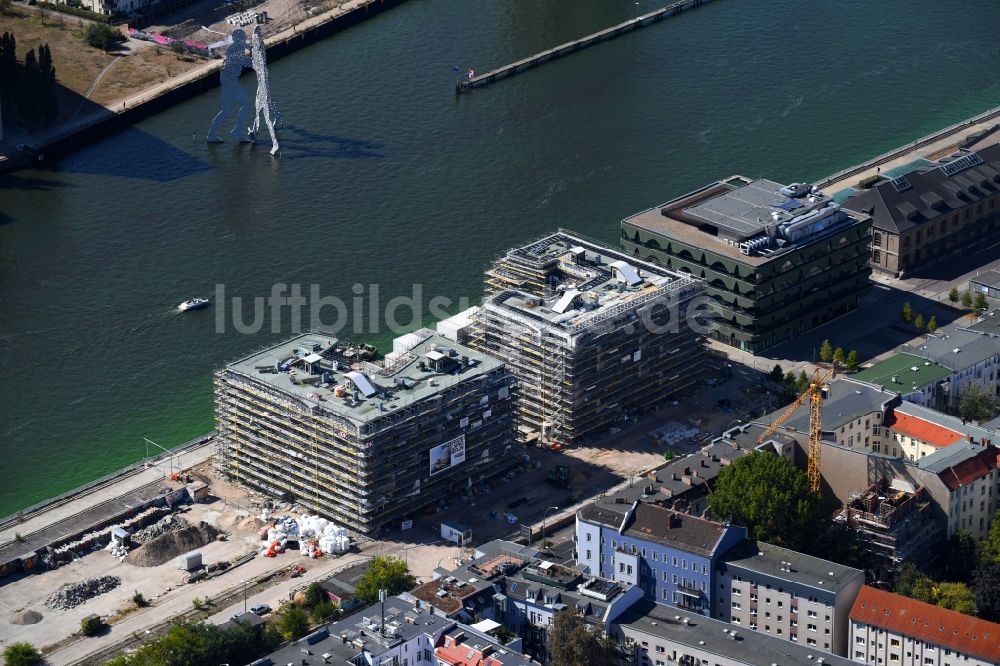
{"left": 251, "top": 604, "right": 271, "bottom": 616}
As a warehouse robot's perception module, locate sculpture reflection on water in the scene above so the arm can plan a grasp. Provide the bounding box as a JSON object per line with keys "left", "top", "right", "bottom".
{"left": 206, "top": 26, "right": 282, "bottom": 156}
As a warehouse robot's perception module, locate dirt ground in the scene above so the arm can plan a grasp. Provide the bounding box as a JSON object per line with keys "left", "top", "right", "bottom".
{"left": 1, "top": 6, "right": 204, "bottom": 117}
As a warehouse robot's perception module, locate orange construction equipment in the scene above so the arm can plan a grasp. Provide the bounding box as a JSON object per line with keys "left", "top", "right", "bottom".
{"left": 756, "top": 367, "right": 835, "bottom": 494}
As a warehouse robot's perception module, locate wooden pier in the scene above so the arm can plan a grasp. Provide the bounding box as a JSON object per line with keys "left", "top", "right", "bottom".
{"left": 457, "top": 0, "right": 714, "bottom": 91}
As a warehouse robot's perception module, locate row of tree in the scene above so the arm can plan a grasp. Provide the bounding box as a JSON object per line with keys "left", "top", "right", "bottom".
{"left": 949, "top": 287, "right": 989, "bottom": 311}
{"left": 900, "top": 302, "right": 939, "bottom": 333}
{"left": 0, "top": 32, "right": 59, "bottom": 130}
{"left": 894, "top": 515, "right": 1000, "bottom": 621}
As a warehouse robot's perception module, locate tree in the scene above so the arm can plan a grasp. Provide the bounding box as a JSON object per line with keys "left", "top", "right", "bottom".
{"left": 278, "top": 605, "right": 310, "bottom": 640}
{"left": 303, "top": 581, "right": 326, "bottom": 608}
{"left": 707, "top": 451, "right": 826, "bottom": 552}
{"left": 902, "top": 302, "right": 913, "bottom": 323}
{"left": 982, "top": 510, "right": 1000, "bottom": 564}
{"left": 914, "top": 313, "right": 924, "bottom": 330}
{"left": 949, "top": 286, "right": 960, "bottom": 303}
{"left": 85, "top": 23, "right": 125, "bottom": 53}
{"left": 927, "top": 316, "right": 938, "bottom": 334}
{"left": 819, "top": 339, "right": 833, "bottom": 363}
{"left": 845, "top": 350, "right": 860, "bottom": 372}
{"left": 942, "top": 529, "right": 978, "bottom": 584}
{"left": 973, "top": 560, "right": 1000, "bottom": 622}
{"left": 311, "top": 599, "right": 338, "bottom": 625}
{"left": 2, "top": 643, "right": 42, "bottom": 666}
{"left": 975, "top": 292, "right": 989, "bottom": 311}
{"left": 961, "top": 291, "right": 973, "bottom": 308}
{"left": 894, "top": 562, "right": 930, "bottom": 599}
{"left": 796, "top": 370, "right": 810, "bottom": 394}
{"left": 833, "top": 347, "right": 845, "bottom": 367}
{"left": 355, "top": 556, "right": 417, "bottom": 605}
{"left": 958, "top": 384, "right": 999, "bottom": 423}
{"left": 935, "top": 582, "right": 977, "bottom": 615}
{"left": 547, "top": 609, "right": 615, "bottom": 666}
{"left": 768, "top": 364, "right": 784, "bottom": 384}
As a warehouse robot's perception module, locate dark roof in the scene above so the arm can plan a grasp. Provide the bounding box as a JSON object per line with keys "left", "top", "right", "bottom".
{"left": 615, "top": 601, "right": 857, "bottom": 665}
{"left": 907, "top": 329, "right": 1000, "bottom": 372}
{"left": 850, "top": 586, "right": 1000, "bottom": 663}
{"left": 623, "top": 503, "right": 727, "bottom": 557}
{"left": 971, "top": 269, "right": 1000, "bottom": 290}
{"left": 845, "top": 143, "right": 1000, "bottom": 235}
{"left": 719, "top": 540, "right": 863, "bottom": 598}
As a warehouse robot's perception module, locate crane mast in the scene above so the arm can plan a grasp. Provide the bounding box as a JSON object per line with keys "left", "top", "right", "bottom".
{"left": 756, "top": 367, "right": 834, "bottom": 494}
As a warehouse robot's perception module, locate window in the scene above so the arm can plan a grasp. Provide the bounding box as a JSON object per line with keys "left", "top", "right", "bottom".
{"left": 733, "top": 589, "right": 742, "bottom": 597}
{"left": 806, "top": 638, "right": 816, "bottom": 646}
{"left": 732, "top": 602, "right": 742, "bottom": 610}
{"left": 808, "top": 610, "right": 817, "bottom": 618}
{"left": 641, "top": 547, "right": 646, "bottom": 558}
{"left": 873, "top": 232, "right": 882, "bottom": 247}
{"left": 586, "top": 533, "right": 591, "bottom": 542}
{"left": 672, "top": 557, "right": 678, "bottom": 567}
{"left": 612, "top": 539, "right": 617, "bottom": 549}
{"left": 808, "top": 624, "right": 817, "bottom": 632}
{"left": 586, "top": 549, "right": 591, "bottom": 560}
{"left": 652, "top": 551, "right": 658, "bottom": 562}
{"left": 702, "top": 564, "right": 708, "bottom": 575}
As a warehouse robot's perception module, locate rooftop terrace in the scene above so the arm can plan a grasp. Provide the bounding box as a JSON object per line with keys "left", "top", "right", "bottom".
{"left": 223, "top": 331, "right": 503, "bottom": 426}
{"left": 484, "top": 231, "right": 699, "bottom": 333}
{"left": 624, "top": 176, "right": 869, "bottom": 264}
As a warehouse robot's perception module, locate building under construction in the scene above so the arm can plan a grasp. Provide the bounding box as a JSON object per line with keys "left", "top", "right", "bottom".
{"left": 473, "top": 230, "right": 706, "bottom": 446}
{"left": 834, "top": 477, "right": 942, "bottom": 582}
{"left": 214, "top": 332, "right": 515, "bottom": 535}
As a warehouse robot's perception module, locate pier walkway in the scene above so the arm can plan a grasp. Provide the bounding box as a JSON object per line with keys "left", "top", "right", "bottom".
{"left": 458, "top": 0, "right": 714, "bottom": 91}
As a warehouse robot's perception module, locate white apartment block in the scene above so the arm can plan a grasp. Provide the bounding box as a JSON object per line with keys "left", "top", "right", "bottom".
{"left": 714, "top": 542, "right": 864, "bottom": 657}
{"left": 849, "top": 586, "right": 1000, "bottom": 666}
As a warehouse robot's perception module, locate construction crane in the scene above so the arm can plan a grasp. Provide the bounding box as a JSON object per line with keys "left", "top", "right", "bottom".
{"left": 756, "top": 367, "right": 835, "bottom": 494}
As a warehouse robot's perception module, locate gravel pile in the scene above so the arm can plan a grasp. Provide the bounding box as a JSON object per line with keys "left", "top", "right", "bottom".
{"left": 9, "top": 609, "right": 43, "bottom": 625}
{"left": 45, "top": 575, "right": 121, "bottom": 610}
{"left": 126, "top": 522, "right": 222, "bottom": 568}
{"left": 131, "top": 514, "right": 188, "bottom": 545}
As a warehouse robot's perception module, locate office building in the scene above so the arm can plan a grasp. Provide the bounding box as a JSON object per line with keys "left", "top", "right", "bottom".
{"left": 475, "top": 230, "right": 705, "bottom": 445}
{"left": 215, "top": 331, "right": 514, "bottom": 535}
{"left": 623, "top": 177, "right": 872, "bottom": 352}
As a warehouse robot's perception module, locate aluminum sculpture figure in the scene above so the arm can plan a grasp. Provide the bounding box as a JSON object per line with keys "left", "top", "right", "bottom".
{"left": 247, "top": 26, "right": 281, "bottom": 155}
{"left": 207, "top": 29, "right": 252, "bottom": 143}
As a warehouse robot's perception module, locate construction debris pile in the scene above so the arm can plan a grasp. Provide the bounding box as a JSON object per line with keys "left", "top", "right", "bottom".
{"left": 48, "top": 505, "right": 172, "bottom": 566}
{"left": 259, "top": 513, "right": 350, "bottom": 559}
{"left": 105, "top": 540, "right": 129, "bottom": 562}
{"left": 126, "top": 522, "right": 223, "bottom": 568}
{"left": 649, "top": 422, "right": 700, "bottom": 447}
{"left": 131, "top": 514, "right": 188, "bottom": 544}
{"left": 45, "top": 575, "right": 121, "bottom": 610}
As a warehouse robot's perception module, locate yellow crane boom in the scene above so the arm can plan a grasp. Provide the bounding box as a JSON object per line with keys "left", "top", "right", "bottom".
{"left": 756, "top": 367, "right": 835, "bottom": 494}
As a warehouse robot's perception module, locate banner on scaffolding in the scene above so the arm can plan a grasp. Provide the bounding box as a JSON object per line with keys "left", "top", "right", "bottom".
{"left": 429, "top": 434, "right": 466, "bottom": 476}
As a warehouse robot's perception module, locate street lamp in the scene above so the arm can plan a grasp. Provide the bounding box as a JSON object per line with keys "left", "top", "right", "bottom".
{"left": 541, "top": 506, "right": 559, "bottom": 552}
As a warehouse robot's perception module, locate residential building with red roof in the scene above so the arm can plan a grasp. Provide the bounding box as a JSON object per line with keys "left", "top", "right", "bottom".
{"left": 849, "top": 585, "right": 1000, "bottom": 666}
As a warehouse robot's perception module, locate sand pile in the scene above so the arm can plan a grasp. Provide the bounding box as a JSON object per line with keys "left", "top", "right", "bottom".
{"left": 9, "top": 609, "right": 43, "bottom": 625}
{"left": 238, "top": 516, "right": 267, "bottom": 532}
{"left": 125, "top": 522, "right": 223, "bottom": 567}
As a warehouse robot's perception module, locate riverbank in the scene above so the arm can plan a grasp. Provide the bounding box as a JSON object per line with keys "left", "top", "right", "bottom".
{"left": 0, "top": 0, "right": 409, "bottom": 172}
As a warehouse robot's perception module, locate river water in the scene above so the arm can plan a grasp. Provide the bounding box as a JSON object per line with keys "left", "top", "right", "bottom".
{"left": 1, "top": 0, "right": 999, "bottom": 516}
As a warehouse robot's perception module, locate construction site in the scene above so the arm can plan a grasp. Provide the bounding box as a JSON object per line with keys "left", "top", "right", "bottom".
{"left": 834, "top": 476, "right": 942, "bottom": 581}
{"left": 214, "top": 332, "right": 516, "bottom": 535}
{"left": 474, "top": 230, "right": 707, "bottom": 446}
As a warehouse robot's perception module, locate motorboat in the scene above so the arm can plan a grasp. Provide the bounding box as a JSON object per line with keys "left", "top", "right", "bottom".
{"left": 178, "top": 297, "right": 210, "bottom": 312}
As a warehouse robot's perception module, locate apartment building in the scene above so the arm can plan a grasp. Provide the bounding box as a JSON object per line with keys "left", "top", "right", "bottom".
{"left": 259, "top": 594, "right": 534, "bottom": 666}
{"left": 884, "top": 402, "right": 997, "bottom": 462}
{"left": 714, "top": 541, "right": 864, "bottom": 656}
{"left": 576, "top": 500, "right": 746, "bottom": 614}
{"left": 849, "top": 586, "right": 1000, "bottom": 666}
{"left": 904, "top": 329, "right": 1000, "bottom": 409}
{"left": 215, "top": 331, "right": 514, "bottom": 535}
{"left": 852, "top": 353, "right": 953, "bottom": 409}
{"left": 474, "top": 230, "right": 705, "bottom": 446}
{"left": 622, "top": 176, "right": 872, "bottom": 353}
{"left": 613, "top": 601, "right": 857, "bottom": 666}
{"left": 845, "top": 143, "right": 1000, "bottom": 278}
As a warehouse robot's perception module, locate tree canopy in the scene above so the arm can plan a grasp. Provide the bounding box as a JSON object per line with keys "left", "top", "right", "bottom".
{"left": 547, "top": 609, "right": 615, "bottom": 666}
{"left": 707, "top": 451, "right": 825, "bottom": 551}
{"left": 104, "top": 620, "right": 279, "bottom": 666}
{"left": 355, "top": 555, "right": 417, "bottom": 605}
{"left": 958, "top": 384, "right": 999, "bottom": 423}
{"left": 942, "top": 529, "right": 978, "bottom": 584}
{"left": 819, "top": 340, "right": 833, "bottom": 363}
{"left": 973, "top": 560, "right": 1000, "bottom": 622}
{"left": 3, "top": 642, "right": 42, "bottom": 666}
